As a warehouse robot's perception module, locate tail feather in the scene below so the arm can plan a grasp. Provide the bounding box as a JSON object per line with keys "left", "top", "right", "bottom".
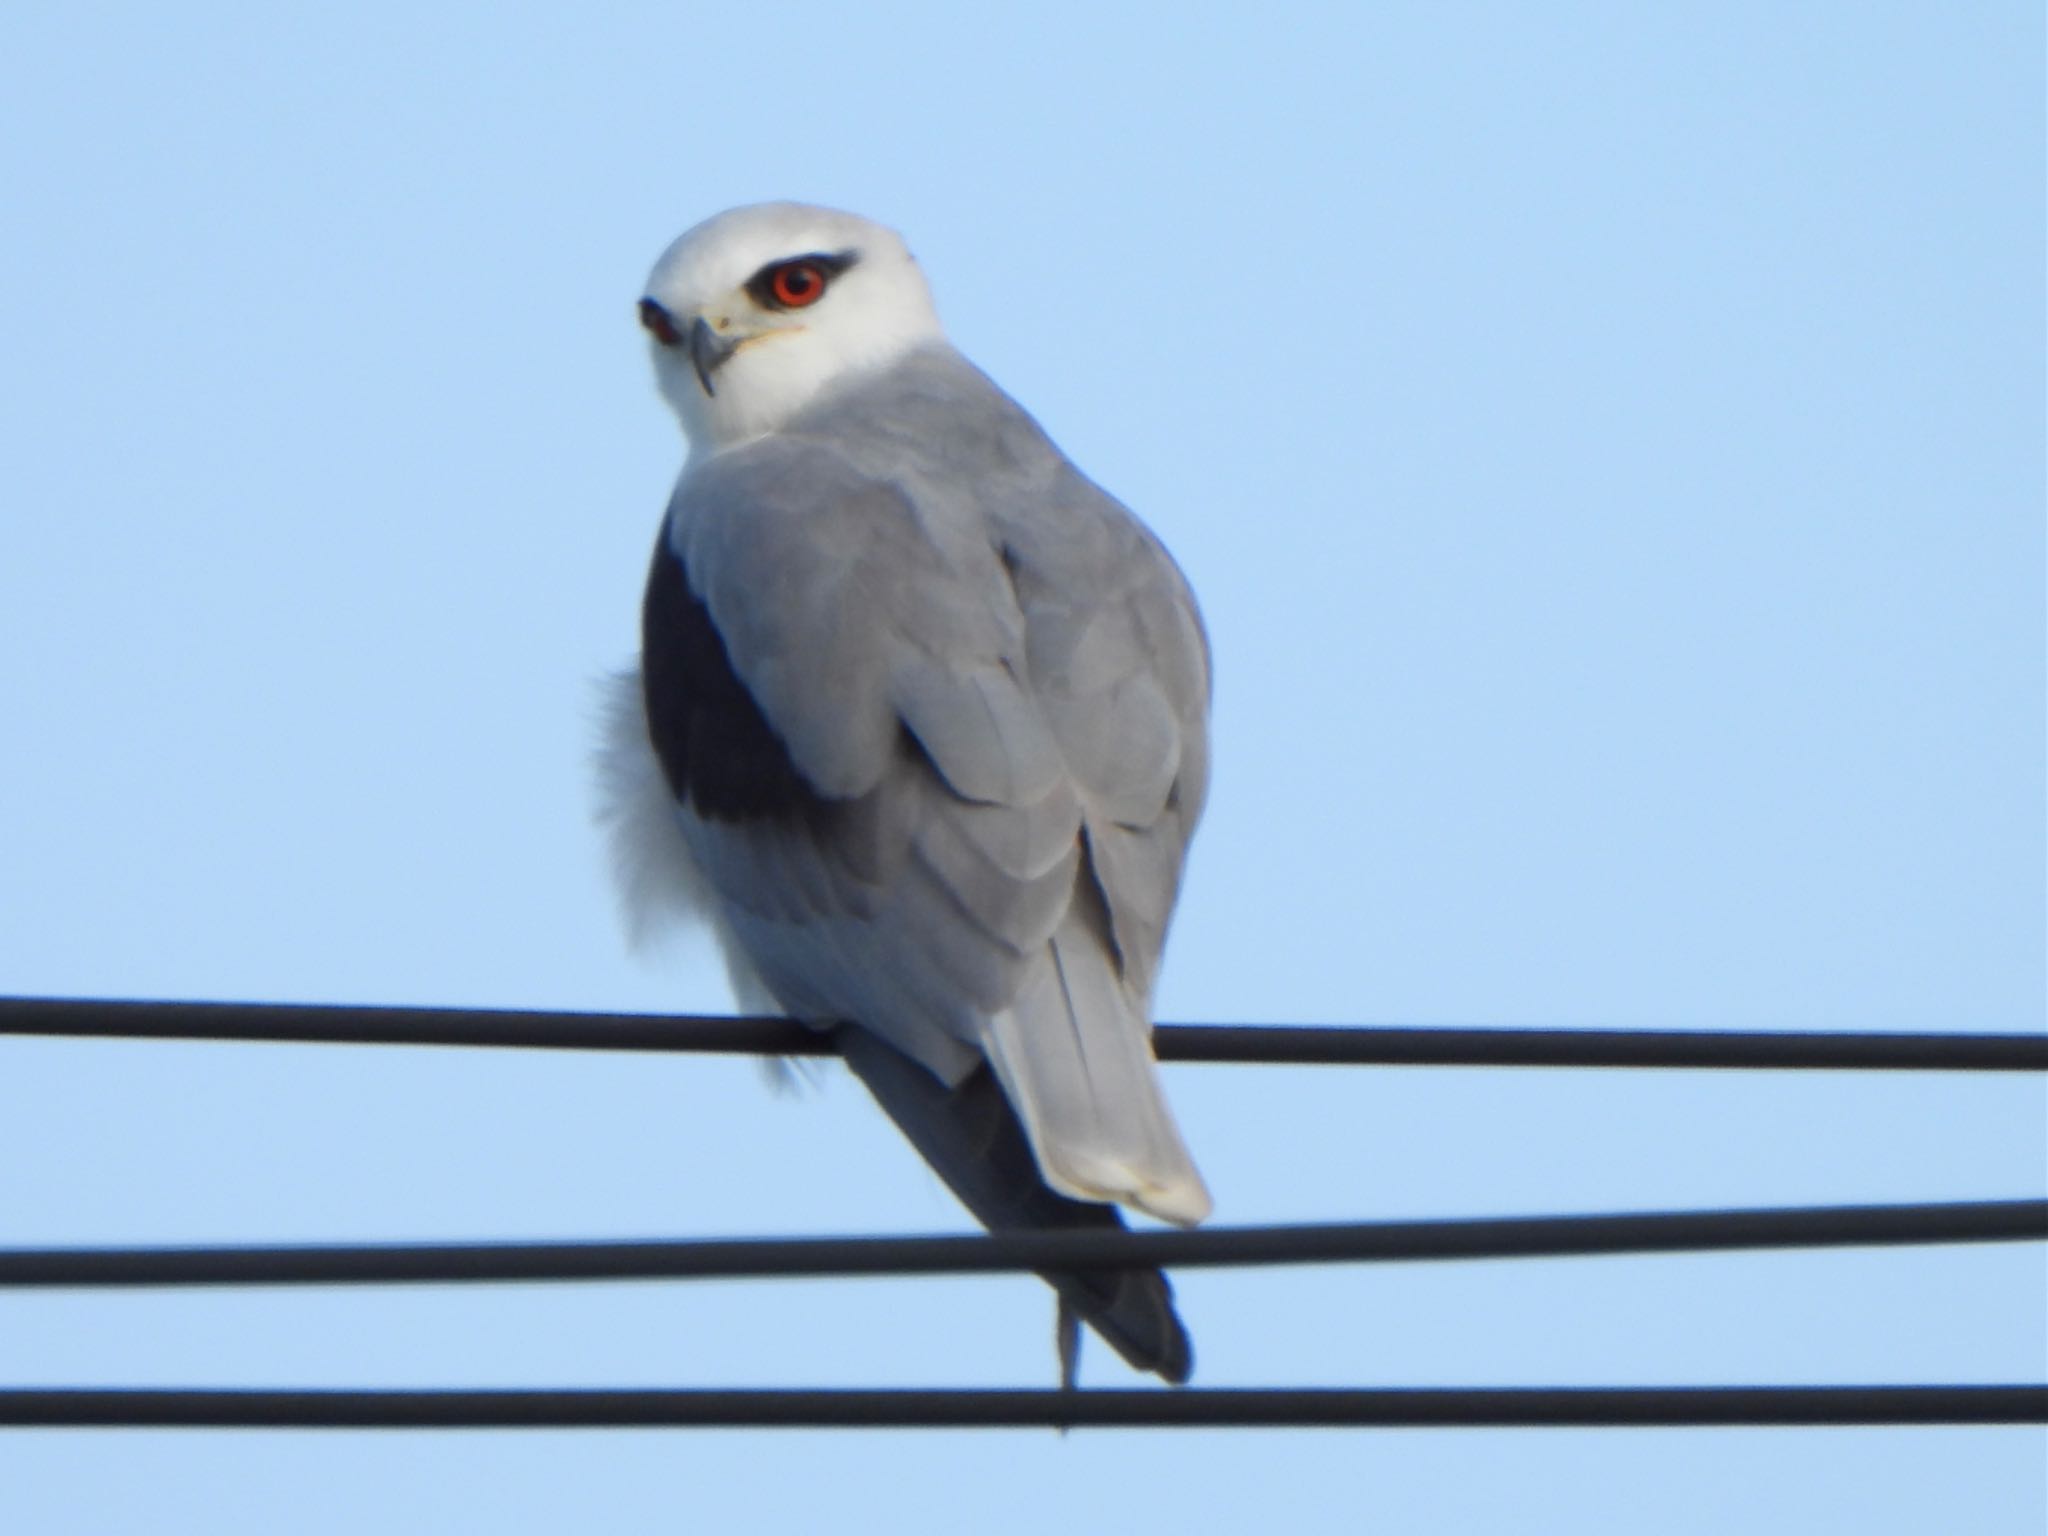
{"left": 977, "top": 904, "right": 1211, "bottom": 1227}
{"left": 836, "top": 1024, "right": 1193, "bottom": 1385}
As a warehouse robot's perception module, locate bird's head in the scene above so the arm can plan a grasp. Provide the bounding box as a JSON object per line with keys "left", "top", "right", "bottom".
{"left": 638, "top": 202, "right": 945, "bottom": 453}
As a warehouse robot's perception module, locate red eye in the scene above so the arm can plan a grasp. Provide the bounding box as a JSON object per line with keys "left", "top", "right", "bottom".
{"left": 638, "top": 297, "right": 681, "bottom": 346}
{"left": 769, "top": 261, "right": 827, "bottom": 309}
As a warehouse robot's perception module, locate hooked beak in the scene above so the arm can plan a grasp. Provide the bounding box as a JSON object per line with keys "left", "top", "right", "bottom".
{"left": 687, "top": 315, "right": 739, "bottom": 398}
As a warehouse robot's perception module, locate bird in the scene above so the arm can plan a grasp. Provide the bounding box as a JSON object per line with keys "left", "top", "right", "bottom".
{"left": 597, "top": 202, "right": 1213, "bottom": 1385}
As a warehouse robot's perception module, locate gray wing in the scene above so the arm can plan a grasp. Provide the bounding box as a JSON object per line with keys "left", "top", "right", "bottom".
{"left": 646, "top": 348, "right": 1211, "bottom": 1237}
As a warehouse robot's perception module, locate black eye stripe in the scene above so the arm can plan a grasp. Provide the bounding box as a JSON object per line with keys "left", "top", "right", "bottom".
{"left": 745, "top": 250, "right": 858, "bottom": 311}
{"left": 637, "top": 297, "right": 681, "bottom": 346}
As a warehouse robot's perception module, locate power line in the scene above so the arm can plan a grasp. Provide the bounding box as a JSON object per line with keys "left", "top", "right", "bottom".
{"left": 4, "top": 1200, "right": 2040, "bottom": 1290}
{"left": 3, "top": 997, "right": 2042, "bottom": 1071}
{"left": 5, "top": 998, "right": 2040, "bottom": 1434}
{"left": 2, "top": 1385, "right": 2040, "bottom": 1430}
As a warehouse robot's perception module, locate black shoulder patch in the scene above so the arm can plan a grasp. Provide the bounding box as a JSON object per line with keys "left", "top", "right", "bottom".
{"left": 641, "top": 532, "right": 828, "bottom": 823}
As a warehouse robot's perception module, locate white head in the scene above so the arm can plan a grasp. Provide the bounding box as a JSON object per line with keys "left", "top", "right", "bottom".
{"left": 638, "top": 202, "right": 946, "bottom": 453}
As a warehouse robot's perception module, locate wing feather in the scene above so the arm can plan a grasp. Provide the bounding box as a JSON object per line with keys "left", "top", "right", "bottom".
{"left": 626, "top": 346, "right": 1216, "bottom": 1361}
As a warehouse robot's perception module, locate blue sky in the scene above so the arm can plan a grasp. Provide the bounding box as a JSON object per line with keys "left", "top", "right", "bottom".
{"left": 0, "top": 3, "right": 2041, "bottom": 1531}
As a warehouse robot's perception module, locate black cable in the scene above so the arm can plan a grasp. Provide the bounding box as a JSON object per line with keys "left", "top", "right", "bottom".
{"left": 4, "top": 1200, "right": 2040, "bottom": 1289}
{"left": 2, "top": 1385, "right": 2040, "bottom": 1429}
{"left": 3, "top": 997, "right": 2042, "bottom": 1071}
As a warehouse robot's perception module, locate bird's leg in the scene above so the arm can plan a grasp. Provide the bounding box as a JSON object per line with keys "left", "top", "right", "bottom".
{"left": 1056, "top": 1296, "right": 1082, "bottom": 1391}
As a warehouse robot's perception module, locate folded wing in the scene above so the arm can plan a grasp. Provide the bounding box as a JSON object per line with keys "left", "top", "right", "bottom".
{"left": 629, "top": 349, "right": 1213, "bottom": 1373}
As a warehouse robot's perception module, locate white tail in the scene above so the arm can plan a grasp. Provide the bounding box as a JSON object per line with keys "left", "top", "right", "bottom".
{"left": 978, "top": 905, "right": 1211, "bottom": 1227}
